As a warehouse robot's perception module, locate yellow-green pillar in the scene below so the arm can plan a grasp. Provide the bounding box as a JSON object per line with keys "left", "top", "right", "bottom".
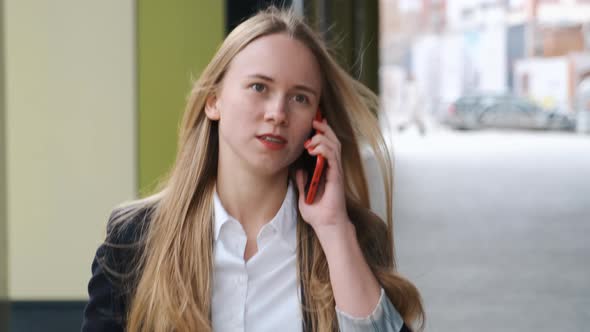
{"left": 138, "top": 1, "right": 225, "bottom": 195}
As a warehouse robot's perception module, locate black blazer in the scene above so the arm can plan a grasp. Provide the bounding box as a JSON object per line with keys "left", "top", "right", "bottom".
{"left": 82, "top": 207, "right": 152, "bottom": 332}
{"left": 81, "top": 207, "right": 412, "bottom": 332}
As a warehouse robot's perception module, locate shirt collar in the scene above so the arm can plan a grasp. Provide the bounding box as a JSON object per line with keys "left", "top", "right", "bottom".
{"left": 213, "top": 181, "right": 298, "bottom": 252}
{"left": 213, "top": 188, "right": 232, "bottom": 242}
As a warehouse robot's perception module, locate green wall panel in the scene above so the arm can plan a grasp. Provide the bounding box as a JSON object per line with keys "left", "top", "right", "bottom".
{"left": 138, "top": 1, "right": 224, "bottom": 195}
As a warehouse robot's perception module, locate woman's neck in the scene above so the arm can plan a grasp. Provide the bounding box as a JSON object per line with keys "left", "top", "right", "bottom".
{"left": 215, "top": 166, "right": 290, "bottom": 233}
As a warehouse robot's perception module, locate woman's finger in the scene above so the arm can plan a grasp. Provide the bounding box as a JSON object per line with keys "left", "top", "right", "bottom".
{"left": 295, "top": 168, "right": 308, "bottom": 203}
{"left": 307, "top": 143, "right": 342, "bottom": 177}
{"left": 312, "top": 120, "right": 340, "bottom": 149}
{"left": 305, "top": 134, "right": 337, "bottom": 153}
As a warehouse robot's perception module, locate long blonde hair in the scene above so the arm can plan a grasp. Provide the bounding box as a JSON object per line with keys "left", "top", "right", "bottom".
{"left": 106, "top": 7, "right": 424, "bottom": 331}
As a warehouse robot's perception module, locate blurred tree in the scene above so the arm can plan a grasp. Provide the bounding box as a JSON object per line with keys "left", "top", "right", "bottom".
{"left": 226, "top": 0, "right": 293, "bottom": 33}
{"left": 304, "top": 0, "right": 380, "bottom": 94}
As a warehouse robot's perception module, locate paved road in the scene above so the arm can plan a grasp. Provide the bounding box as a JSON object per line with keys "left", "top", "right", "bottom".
{"left": 364, "top": 130, "right": 590, "bottom": 332}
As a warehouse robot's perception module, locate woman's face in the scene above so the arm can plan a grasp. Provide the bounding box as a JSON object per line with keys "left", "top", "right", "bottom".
{"left": 206, "top": 33, "right": 322, "bottom": 176}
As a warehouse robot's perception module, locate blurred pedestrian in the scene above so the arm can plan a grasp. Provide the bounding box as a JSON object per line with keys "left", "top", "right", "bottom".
{"left": 398, "top": 74, "right": 426, "bottom": 135}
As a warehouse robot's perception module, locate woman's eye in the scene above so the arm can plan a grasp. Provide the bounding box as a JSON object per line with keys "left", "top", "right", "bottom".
{"left": 251, "top": 83, "right": 266, "bottom": 93}
{"left": 293, "top": 94, "right": 309, "bottom": 104}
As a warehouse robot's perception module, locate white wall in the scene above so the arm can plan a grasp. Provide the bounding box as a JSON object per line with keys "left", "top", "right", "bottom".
{"left": 514, "top": 57, "right": 570, "bottom": 111}
{"left": 0, "top": 0, "right": 7, "bottom": 300}
{"left": 4, "top": 0, "right": 136, "bottom": 299}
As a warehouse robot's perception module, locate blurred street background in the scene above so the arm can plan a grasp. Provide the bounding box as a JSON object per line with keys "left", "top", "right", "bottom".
{"left": 376, "top": 1, "right": 590, "bottom": 330}
{"left": 1, "top": 0, "right": 589, "bottom": 331}
{"left": 366, "top": 129, "right": 590, "bottom": 331}
{"left": 380, "top": 0, "right": 590, "bottom": 135}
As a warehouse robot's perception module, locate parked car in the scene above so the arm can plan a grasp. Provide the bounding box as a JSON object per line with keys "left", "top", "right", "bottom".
{"left": 443, "top": 94, "right": 576, "bottom": 131}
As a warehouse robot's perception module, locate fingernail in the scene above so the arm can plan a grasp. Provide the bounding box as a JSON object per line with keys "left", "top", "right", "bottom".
{"left": 304, "top": 139, "right": 311, "bottom": 148}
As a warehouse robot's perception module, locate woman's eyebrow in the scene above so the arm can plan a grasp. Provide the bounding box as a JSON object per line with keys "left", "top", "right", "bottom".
{"left": 246, "top": 73, "right": 318, "bottom": 97}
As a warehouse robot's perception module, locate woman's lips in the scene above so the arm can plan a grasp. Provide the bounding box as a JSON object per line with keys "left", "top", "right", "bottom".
{"left": 257, "top": 135, "right": 287, "bottom": 150}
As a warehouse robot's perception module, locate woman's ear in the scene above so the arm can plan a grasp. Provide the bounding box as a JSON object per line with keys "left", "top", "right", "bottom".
{"left": 205, "top": 94, "right": 220, "bottom": 120}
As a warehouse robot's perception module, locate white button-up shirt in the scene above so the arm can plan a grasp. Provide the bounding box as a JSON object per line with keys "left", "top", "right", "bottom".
{"left": 211, "top": 182, "right": 301, "bottom": 332}
{"left": 210, "top": 181, "right": 404, "bottom": 332}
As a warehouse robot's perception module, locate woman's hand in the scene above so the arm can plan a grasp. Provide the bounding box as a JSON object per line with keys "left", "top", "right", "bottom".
{"left": 295, "top": 118, "right": 350, "bottom": 232}
{"left": 295, "top": 119, "right": 383, "bottom": 318}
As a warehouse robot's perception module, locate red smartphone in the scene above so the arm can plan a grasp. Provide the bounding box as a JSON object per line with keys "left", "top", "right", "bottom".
{"left": 305, "top": 110, "right": 326, "bottom": 204}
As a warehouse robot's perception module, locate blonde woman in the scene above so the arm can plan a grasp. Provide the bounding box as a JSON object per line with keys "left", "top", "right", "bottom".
{"left": 82, "top": 7, "right": 424, "bottom": 332}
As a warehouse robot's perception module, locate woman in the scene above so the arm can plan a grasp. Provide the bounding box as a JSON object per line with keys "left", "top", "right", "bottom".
{"left": 82, "top": 7, "right": 424, "bottom": 332}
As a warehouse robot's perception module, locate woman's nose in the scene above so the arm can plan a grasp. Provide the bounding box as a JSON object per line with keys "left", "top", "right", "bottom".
{"left": 264, "top": 98, "right": 288, "bottom": 125}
